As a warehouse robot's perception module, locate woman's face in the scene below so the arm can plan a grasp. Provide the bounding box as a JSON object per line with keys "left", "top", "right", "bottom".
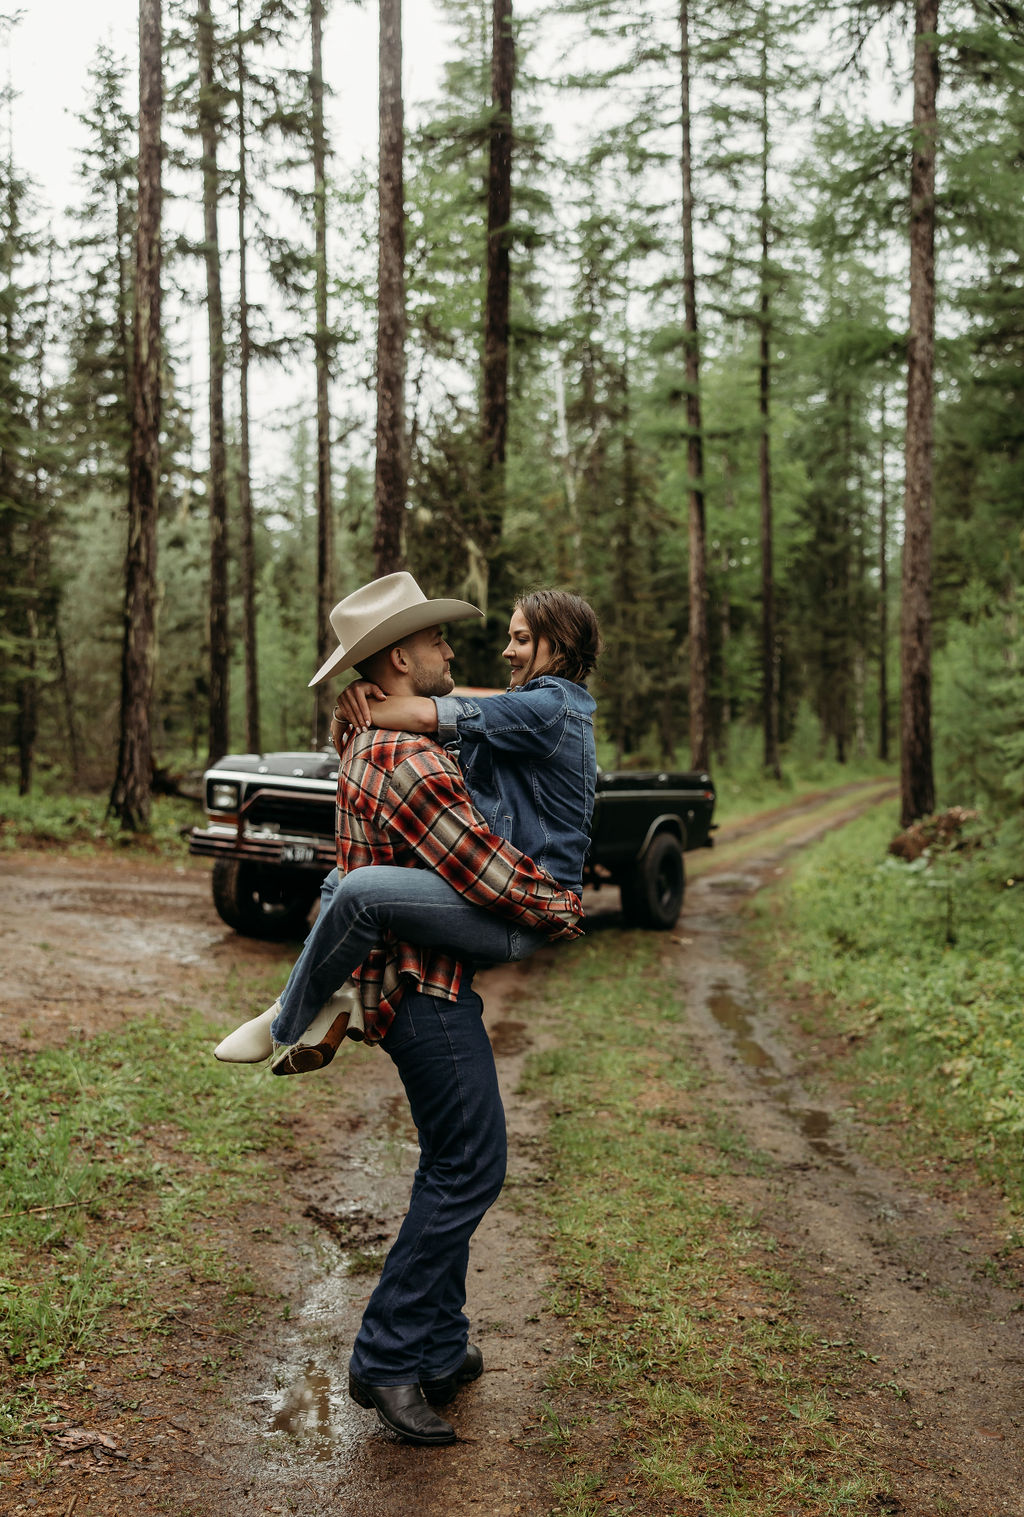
{"left": 503, "top": 607, "right": 552, "bottom": 688}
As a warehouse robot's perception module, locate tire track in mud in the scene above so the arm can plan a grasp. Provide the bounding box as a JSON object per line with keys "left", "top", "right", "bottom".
{"left": 672, "top": 794, "right": 1024, "bottom": 1517}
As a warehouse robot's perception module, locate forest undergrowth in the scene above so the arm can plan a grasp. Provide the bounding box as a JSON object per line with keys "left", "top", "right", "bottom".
{"left": 0, "top": 787, "right": 201, "bottom": 856}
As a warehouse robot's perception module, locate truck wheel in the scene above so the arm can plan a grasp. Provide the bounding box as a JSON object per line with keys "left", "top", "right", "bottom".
{"left": 620, "top": 833, "right": 685, "bottom": 930}
{"left": 211, "top": 859, "right": 316, "bottom": 939}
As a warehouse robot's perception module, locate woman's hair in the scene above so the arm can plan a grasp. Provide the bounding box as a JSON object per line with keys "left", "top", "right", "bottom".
{"left": 515, "top": 589, "right": 602, "bottom": 685}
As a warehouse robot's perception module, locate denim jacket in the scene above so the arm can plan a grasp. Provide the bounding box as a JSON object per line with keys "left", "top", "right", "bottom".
{"left": 433, "top": 675, "right": 597, "bottom": 894}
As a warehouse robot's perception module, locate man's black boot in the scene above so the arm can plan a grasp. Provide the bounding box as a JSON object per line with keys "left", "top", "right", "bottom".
{"left": 348, "top": 1374, "right": 456, "bottom": 1445}
{"left": 421, "top": 1344, "right": 484, "bottom": 1406}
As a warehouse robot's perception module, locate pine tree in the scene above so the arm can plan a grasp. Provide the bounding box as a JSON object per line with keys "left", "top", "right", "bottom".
{"left": 0, "top": 130, "right": 61, "bottom": 795}
{"left": 678, "top": 0, "right": 711, "bottom": 770}
{"left": 479, "top": 0, "right": 515, "bottom": 584}
{"left": 110, "top": 0, "right": 164, "bottom": 830}
{"left": 373, "top": 0, "right": 406, "bottom": 576}
{"left": 63, "top": 44, "right": 137, "bottom": 484}
{"left": 233, "top": 0, "right": 259, "bottom": 752}
{"left": 197, "top": 0, "right": 231, "bottom": 765}
{"left": 900, "top": 0, "right": 940, "bottom": 824}
{"left": 311, "top": 0, "right": 334, "bottom": 742}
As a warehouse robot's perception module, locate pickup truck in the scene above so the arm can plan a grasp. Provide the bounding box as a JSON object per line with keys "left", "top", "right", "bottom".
{"left": 189, "top": 747, "right": 715, "bottom": 937}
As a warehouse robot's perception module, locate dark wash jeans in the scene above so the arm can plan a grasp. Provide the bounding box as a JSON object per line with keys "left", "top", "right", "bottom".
{"left": 270, "top": 866, "right": 544, "bottom": 1047}
{"left": 348, "top": 977, "right": 507, "bottom": 1385}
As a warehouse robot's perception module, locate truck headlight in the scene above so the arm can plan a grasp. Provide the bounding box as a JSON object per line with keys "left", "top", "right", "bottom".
{"left": 209, "top": 781, "right": 240, "bottom": 811}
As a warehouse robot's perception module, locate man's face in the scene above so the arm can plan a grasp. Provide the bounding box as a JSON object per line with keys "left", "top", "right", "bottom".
{"left": 402, "top": 626, "right": 456, "bottom": 698}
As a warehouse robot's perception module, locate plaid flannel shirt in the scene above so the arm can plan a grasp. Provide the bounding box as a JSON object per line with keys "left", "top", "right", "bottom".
{"left": 335, "top": 728, "right": 584, "bottom": 1042}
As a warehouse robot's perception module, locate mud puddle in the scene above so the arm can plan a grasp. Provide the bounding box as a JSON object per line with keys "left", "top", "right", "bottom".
{"left": 706, "top": 977, "right": 852, "bottom": 1168}
{"left": 204, "top": 958, "right": 569, "bottom": 1516}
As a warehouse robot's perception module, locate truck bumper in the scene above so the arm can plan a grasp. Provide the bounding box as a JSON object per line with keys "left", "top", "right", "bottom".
{"left": 188, "top": 826, "right": 335, "bottom": 870}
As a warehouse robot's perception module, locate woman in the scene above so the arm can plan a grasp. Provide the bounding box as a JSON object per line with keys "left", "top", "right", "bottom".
{"left": 214, "top": 588, "right": 600, "bottom": 1071}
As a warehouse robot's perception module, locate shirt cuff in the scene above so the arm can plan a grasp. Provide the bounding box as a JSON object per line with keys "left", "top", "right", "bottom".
{"left": 433, "top": 695, "right": 461, "bottom": 748}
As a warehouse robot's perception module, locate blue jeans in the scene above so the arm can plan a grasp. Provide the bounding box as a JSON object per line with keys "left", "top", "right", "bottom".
{"left": 270, "top": 866, "right": 545, "bottom": 1046}
{"left": 348, "top": 978, "right": 507, "bottom": 1384}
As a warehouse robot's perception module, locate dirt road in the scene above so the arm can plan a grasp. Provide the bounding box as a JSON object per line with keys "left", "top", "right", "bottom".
{"left": 3, "top": 783, "right": 1023, "bottom": 1516}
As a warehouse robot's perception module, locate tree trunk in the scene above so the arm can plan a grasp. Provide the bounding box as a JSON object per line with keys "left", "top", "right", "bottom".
{"left": 198, "top": 0, "right": 230, "bottom": 766}
{"left": 54, "top": 617, "right": 82, "bottom": 786}
{"left": 878, "top": 402, "right": 890, "bottom": 762}
{"left": 236, "top": 0, "right": 260, "bottom": 754}
{"left": 373, "top": 0, "right": 406, "bottom": 579}
{"left": 715, "top": 448, "right": 735, "bottom": 767}
{"left": 900, "top": 0, "right": 939, "bottom": 825}
{"left": 15, "top": 597, "right": 37, "bottom": 796}
{"left": 110, "top": 0, "right": 162, "bottom": 831}
{"left": 758, "top": 21, "right": 781, "bottom": 781}
{"left": 311, "top": 0, "right": 334, "bottom": 745}
{"left": 16, "top": 246, "right": 57, "bottom": 796}
{"left": 479, "top": 0, "right": 514, "bottom": 595}
{"left": 680, "top": 0, "right": 710, "bottom": 772}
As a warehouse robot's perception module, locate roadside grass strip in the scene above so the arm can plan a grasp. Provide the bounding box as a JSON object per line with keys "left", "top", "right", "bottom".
{"left": 0, "top": 976, "right": 336, "bottom": 1450}
{"left": 748, "top": 805, "right": 1024, "bottom": 1222}
{"left": 520, "top": 934, "right": 888, "bottom": 1515}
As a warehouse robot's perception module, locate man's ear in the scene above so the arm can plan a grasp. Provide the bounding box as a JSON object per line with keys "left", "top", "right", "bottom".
{"left": 388, "top": 643, "right": 410, "bottom": 675}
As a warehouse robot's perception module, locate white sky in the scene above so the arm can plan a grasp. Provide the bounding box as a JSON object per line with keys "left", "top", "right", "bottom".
{"left": 6, "top": 0, "right": 450, "bottom": 217}
{"left": 5, "top": 1, "right": 457, "bottom": 483}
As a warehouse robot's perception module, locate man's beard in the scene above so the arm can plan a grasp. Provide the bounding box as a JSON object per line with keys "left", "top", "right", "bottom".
{"left": 409, "top": 658, "right": 455, "bottom": 699}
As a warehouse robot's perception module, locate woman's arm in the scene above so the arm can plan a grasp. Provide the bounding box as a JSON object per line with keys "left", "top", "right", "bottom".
{"left": 433, "top": 685, "right": 569, "bottom": 757}
{"left": 333, "top": 680, "right": 437, "bottom": 734}
{"left": 334, "top": 677, "right": 577, "bottom": 758}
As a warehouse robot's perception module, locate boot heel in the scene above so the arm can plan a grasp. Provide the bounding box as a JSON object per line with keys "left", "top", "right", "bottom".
{"left": 317, "top": 1010, "right": 351, "bottom": 1064}
{"left": 348, "top": 1374, "right": 373, "bottom": 1409}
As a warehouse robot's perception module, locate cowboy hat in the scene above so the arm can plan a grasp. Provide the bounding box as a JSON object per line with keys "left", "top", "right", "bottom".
{"left": 309, "top": 571, "right": 484, "bottom": 686}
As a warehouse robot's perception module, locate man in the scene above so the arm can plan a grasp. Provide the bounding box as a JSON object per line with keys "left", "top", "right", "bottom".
{"left": 247, "top": 574, "right": 583, "bottom": 1447}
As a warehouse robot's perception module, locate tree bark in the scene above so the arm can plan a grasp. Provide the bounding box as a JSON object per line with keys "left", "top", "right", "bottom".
{"left": 311, "top": 0, "right": 334, "bottom": 744}
{"left": 373, "top": 0, "right": 406, "bottom": 579}
{"left": 878, "top": 401, "right": 890, "bottom": 762}
{"left": 236, "top": 0, "right": 260, "bottom": 754}
{"left": 16, "top": 247, "right": 57, "bottom": 796}
{"left": 110, "top": 0, "right": 162, "bottom": 831}
{"left": 480, "top": 0, "right": 514, "bottom": 590}
{"left": 15, "top": 586, "right": 38, "bottom": 797}
{"left": 900, "top": 0, "right": 939, "bottom": 825}
{"left": 680, "top": 0, "right": 710, "bottom": 772}
{"left": 54, "top": 617, "right": 82, "bottom": 786}
{"left": 757, "top": 20, "right": 781, "bottom": 781}
{"left": 198, "top": 0, "right": 230, "bottom": 766}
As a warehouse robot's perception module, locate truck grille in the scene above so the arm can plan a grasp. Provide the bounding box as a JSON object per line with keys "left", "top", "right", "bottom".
{"left": 243, "top": 790, "right": 334, "bottom": 839}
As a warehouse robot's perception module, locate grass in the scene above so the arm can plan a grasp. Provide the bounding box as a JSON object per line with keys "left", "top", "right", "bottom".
{"left": 0, "top": 783, "right": 200, "bottom": 856}
{"left": 518, "top": 933, "right": 890, "bottom": 1515}
{"left": 0, "top": 981, "right": 339, "bottom": 1446}
{"left": 745, "top": 805, "right": 1024, "bottom": 1223}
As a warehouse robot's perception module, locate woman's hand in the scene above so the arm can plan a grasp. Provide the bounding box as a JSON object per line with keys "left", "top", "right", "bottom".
{"left": 335, "top": 679, "right": 386, "bottom": 732}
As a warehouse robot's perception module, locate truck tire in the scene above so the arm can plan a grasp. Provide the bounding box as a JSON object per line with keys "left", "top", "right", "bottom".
{"left": 620, "top": 832, "right": 685, "bottom": 930}
{"left": 211, "top": 859, "right": 317, "bottom": 939}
